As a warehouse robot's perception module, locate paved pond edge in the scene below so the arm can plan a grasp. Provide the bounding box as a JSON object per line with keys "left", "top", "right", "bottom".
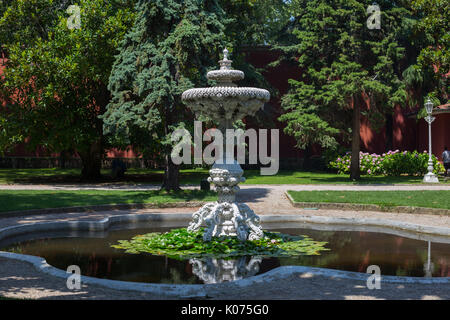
{"left": 0, "top": 213, "right": 448, "bottom": 297}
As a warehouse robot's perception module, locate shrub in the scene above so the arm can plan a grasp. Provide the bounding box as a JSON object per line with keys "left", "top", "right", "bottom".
{"left": 329, "top": 150, "right": 443, "bottom": 176}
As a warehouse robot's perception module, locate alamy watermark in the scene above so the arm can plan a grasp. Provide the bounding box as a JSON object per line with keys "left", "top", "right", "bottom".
{"left": 66, "top": 5, "right": 81, "bottom": 30}
{"left": 366, "top": 265, "right": 381, "bottom": 289}
{"left": 66, "top": 265, "right": 81, "bottom": 290}
{"left": 367, "top": 4, "right": 381, "bottom": 30}
{"left": 171, "top": 121, "right": 279, "bottom": 175}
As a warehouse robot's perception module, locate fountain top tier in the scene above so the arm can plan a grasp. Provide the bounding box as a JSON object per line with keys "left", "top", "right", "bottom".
{"left": 181, "top": 49, "right": 270, "bottom": 124}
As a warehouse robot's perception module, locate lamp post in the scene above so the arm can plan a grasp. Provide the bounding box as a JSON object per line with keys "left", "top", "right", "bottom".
{"left": 423, "top": 98, "right": 439, "bottom": 183}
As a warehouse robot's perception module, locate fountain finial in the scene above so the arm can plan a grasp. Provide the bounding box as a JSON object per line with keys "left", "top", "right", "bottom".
{"left": 219, "top": 48, "right": 232, "bottom": 70}
{"left": 223, "top": 48, "right": 229, "bottom": 61}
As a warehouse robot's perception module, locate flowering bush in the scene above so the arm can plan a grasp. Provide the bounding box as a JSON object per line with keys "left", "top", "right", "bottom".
{"left": 329, "top": 150, "right": 444, "bottom": 176}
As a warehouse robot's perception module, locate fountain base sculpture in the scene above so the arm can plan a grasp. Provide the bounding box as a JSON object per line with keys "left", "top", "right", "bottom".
{"left": 187, "top": 164, "right": 264, "bottom": 241}
{"left": 182, "top": 49, "right": 270, "bottom": 242}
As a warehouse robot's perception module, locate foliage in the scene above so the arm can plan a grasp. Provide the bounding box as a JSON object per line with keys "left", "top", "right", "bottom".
{"left": 277, "top": 0, "right": 415, "bottom": 180}
{"left": 410, "top": 0, "right": 449, "bottom": 104}
{"left": 329, "top": 150, "right": 444, "bottom": 175}
{"left": 0, "top": 0, "right": 135, "bottom": 178}
{"left": 112, "top": 227, "right": 330, "bottom": 260}
{"left": 219, "top": 0, "right": 292, "bottom": 46}
{"left": 102, "top": 0, "right": 232, "bottom": 190}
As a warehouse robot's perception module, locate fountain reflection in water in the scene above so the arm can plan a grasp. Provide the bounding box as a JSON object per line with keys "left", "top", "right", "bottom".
{"left": 189, "top": 257, "right": 262, "bottom": 284}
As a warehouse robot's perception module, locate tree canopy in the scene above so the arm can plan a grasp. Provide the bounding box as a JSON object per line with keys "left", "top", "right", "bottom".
{"left": 0, "top": 0, "right": 135, "bottom": 178}
{"left": 102, "top": 0, "right": 231, "bottom": 190}
{"left": 410, "top": 0, "right": 449, "bottom": 105}
{"left": 277, "top": 0, "right": 416, "bottom": 179}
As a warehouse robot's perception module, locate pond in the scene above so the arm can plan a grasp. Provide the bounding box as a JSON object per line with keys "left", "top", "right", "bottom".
{"left": 1, "top": 225, "right": 449, "bottom": 284}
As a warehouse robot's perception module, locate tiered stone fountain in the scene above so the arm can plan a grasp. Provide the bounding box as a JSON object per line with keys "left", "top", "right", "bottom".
{"left": 182, "top": 49, "right": 270, "bottom": 242}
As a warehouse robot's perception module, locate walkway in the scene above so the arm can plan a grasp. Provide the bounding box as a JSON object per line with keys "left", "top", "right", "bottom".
{"left": 3, "top": 184, "right": 448, "bottom": 229}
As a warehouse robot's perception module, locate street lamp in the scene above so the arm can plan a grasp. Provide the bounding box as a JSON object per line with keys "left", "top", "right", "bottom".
{"left": 423, "top": 98, "right": 439, "bottom": 183}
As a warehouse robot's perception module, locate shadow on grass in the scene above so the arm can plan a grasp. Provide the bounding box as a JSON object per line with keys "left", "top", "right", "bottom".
{"left": 0, "top": 168, "right": 439, "bottom": 185}
{"left": 0, "top": 190, "right": 217, "bottom": 213}
{"left": 306, "top": 176, "right": 422, "bottom": 185}
{"left": 0, "top": 168, "right": 211, "bottom": 185}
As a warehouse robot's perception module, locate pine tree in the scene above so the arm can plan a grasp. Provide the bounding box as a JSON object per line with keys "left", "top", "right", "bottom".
{"left": 102, "top": 0, "right": 229, "bottom": 190}
{"left": 278, "top": 0, "right": 412, "bottom": 180}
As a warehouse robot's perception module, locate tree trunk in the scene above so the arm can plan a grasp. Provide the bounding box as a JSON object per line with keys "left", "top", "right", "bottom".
{"left": 59, "top": 150, "right": 67, "bottom": 169}
{"left": 79, "top": 140, "right": 103, "bottom": 181}
{"left": 161, "top": 98, "right": 181, "bottom": 191}
{"left": 161, "top": 155, "right": 181, "bottom": 191}
{"left": 59, "top": 149, "right": 73, "bottom": 169}
{"left": 302, "top": 145, "right": 312, "bottom": 170}
{"left": 350, "top": 95, "right": 361, "bottom": 181}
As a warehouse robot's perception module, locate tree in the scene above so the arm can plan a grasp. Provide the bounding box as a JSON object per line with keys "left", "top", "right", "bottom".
{"left": 410, "top": 0, "right": 449, "bottom": 104}
{"left": 219, "top": 0, "right": 292, "bottom": 46}
{"left": 102, "top": 0, "right": 230, "bottom": 190}
{"left": 0, "top": 0, "right": 135, "bottom": 179}
{"left": 278, "top": 0, "right": 412, "bottom": 180}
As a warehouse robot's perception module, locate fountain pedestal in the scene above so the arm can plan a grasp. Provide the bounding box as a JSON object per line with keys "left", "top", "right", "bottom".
{"left": 182, "top": 49, "right": 270, "bottom": 241}
{"left": 187, "top": 160, "right": 264, "bottom": 241}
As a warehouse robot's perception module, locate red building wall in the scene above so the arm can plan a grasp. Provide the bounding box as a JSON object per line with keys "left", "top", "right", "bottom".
{"left": 2, "top": 47, "right": 449, "bottom": 164}
{"left": 392, "top": 106, "right": 418, "bottom": 152}
{"left": 242, "top": 47, "right": 306, "bottom": 160}
{"left": 417, "top": 113, "right": 450, "bottom": 161}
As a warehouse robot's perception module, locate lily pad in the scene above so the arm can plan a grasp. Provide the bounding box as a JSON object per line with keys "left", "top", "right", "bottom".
{"left": 111, "top": 228, "right": 330, "bottom": 260}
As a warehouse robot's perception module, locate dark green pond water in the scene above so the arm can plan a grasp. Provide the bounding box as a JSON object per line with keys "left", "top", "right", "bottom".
{"left": 2, "top": 227, "right": 449, "bottom": 284}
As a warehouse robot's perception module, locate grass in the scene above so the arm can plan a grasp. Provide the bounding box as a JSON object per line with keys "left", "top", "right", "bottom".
{"left": 0, "top": 167, "right": 444, "bottom": 185}
{"left": 287, "top": 190, "right": 450, "bottom": 210}
{"left": 241, "top": 170, "right": 431, "bottom": 185}
{"left": 0, "top": 189, "right": 217, "bottom": 213}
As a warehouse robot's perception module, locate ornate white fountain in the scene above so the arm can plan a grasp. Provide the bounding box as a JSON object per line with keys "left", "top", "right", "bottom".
{"left": 182, "top": 49, "right": 270, "bottom": 241}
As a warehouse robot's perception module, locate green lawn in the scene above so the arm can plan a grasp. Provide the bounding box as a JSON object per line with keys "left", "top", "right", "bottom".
{"left": 287, "top": 190, "right": 450, "bottom": 210}
{"left": 0, "top": 168, "right": 444, "bottom": 185}
{"left": 0, "top": 190, "right": 216, "bottom": 213}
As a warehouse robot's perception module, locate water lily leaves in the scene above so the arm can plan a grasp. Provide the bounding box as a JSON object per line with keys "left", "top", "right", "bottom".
{"left": 112, "top": 228, "right": 330, "bottom": 260}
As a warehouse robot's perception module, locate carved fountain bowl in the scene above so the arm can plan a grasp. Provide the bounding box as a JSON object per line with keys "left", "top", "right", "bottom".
{"left": 208, "top": 167, "right": 245, "bottom": 188}
{"left": 181, "top": 87, "right": 270, "bottom": 122}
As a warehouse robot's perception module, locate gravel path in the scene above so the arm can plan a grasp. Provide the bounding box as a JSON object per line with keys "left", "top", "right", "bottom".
{"left": 1, "top": 257, "right": 448, "bottom": 300}
{"left": 0, "top": 183, "right": 449, "bottom": 300}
